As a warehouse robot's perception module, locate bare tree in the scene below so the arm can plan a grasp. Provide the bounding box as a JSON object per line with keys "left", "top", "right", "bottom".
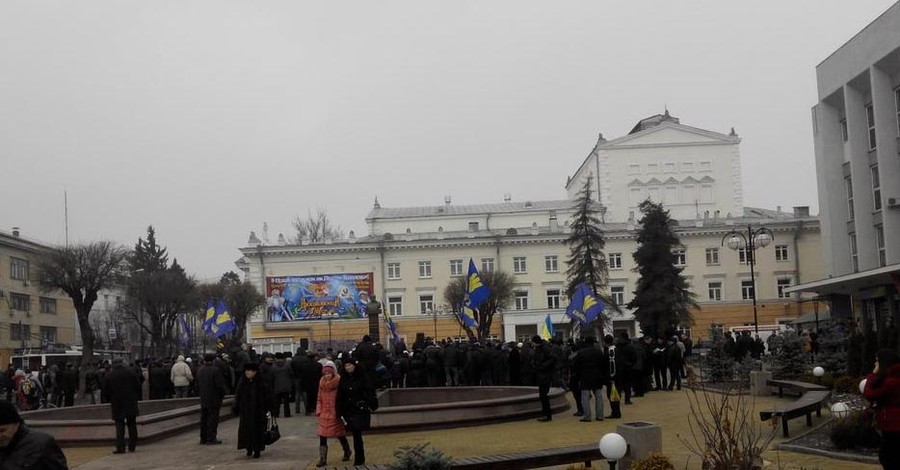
{"left": 36, "top": 241, "right": 129, "bottom": 385}
{"left": 443, "top": 270, "right": 515, "bottom": 340}
{"left": 292, "top": 208, "right": 345, "bottom": 244}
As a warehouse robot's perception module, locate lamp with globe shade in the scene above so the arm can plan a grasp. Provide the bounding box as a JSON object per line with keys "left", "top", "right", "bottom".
{"left": 599, "top": 433, "right": 628, "bottom": 470}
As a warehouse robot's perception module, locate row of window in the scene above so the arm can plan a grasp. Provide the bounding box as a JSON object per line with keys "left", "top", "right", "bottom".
{"left": 627, "top": 161, "right": 714, "bottom": 175}
{"left": 845, "top": 165, "right": 883, "bottom": 217}
{"left": 851, "top": 225, "right": 888, "bottom": 271}
{"left": 388, "top": 247, "right": 791, "bottom": 280}
{"left": 8, "top": 324, "right": 58, "bottom": 342}
{"left": 385, "top": 278, "right": 794, "bottom": 316}
{"left": 6, "top": 293, "right": 57, "bottom": 314}
{"left": 629, "top": 183, "right": 715, "bottom": 206}
{"left": 9, "top": 257, "right": 29, "bottom": 281}
{"left": 840, "top": 91, "right": 900, "bottom": 151}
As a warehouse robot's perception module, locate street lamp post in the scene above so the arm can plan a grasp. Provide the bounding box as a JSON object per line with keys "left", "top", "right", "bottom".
{"left": 722, "top": 225, "right": 774, "bottom": 336}
{"left": 322, "top": 313, "right": 338, "bottom": 350}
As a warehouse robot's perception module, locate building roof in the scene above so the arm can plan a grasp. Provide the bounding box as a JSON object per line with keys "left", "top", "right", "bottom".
{"left": 365, "top": 200, "right": 575, "bottom": 221}
{"left": 628, "top": 110, "right": 680, "bottom": 135}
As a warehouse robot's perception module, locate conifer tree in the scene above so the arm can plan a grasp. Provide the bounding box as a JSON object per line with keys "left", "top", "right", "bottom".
{"left": 704, "top": 327, "right": 735, "bottom": 383}
{"left": 564, "top": 177, "right": 614, "bottom": 330}
{"left": 773, "top": 330, "right": 807, "bottom": 379}
{"left": 628, "top": 200, "right": 697, "bottom": 338}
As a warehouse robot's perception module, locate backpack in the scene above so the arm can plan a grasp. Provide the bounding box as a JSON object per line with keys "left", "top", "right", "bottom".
{"left": 20, "top": 377, "right": 35, "bottom": 397}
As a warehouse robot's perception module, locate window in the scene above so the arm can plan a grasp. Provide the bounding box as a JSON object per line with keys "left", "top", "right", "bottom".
{"left": 699, "top": 184, "right": 713, "bottom": 203}
{"left": 514, "top": 291, "right": 529, "bottom": 310}
{"left": 664, "top": 186, "right": 678, "bottom": 204}
{"left": 705, "top": 248, "right": 720, "bottom": 266}
{"left": 546, "top": 289, "right": 561, "bottom": 309}
{"left": 11, "top": 324, "right": 30, "bottom": 341}
{"left": 40, "top": 326, "right": 57, "bottom": 343}
{"left": 699, "top": 161, "right": 712, "bottom": 172}
{"left": 840, "top": 118, "right": 848, "bottom": 142}
{"left": 418, "top": 295, "right": 434, "bottom": 314}
{"left": 10, "top": 257, "right": 28, "bottom": 281}
{"left": 866, "top": 103, "right": 876, "bottom": 150}
{"left": 647, "top": 163, "right": 658, "bottom": 173}
{"left": 609, "top": 253, "right": 623, "bottom": 269}
{"left": 449, "top": 259, "right": 463, "bottom": 276}
{"left": 673, "top": 249, "right": 686, "bottom": 266}
{"left": 628, "top": 164, "right": 641, "bottom": 175}
{"left": 738, "top": 247, "right": 750, "bottom": 264}
{"left": 610, "top": 286, "right": 625, "bottom": 305}
{"left": 708, "top": 282, "right": 723, "bottom": 301}
{"left": 513, "top": 257, "right": 527, "bottom": 274}
{"left": 876, "top": 225, "right": 886, "bottom": 267}
{"left": 664, "top": 162, "right": 676, "bottom": 173}
{"left": 846, "top": 176, "right": 855, "bottom": 220}
{"left": 10, "top": 293, "right": 29, "bottom": 312}
{"left": 387, "top": 263, "right": 401, "bottom": 280}
{"left": 388, "top": 296, "right": 403, "bottom": 316}
{"left": 775, "top": 245, "right": 789, "bottom": 262}
{"left": 777, "top": 278, "right": 792, "bottom": 299}
{"left": 682, "top": 162, "right": 694, "bottom": 172}
{"left": 850, "top": 233, "right": 859, "bottom": 272}
{"left": 741, "top": 280, "right": 755, "bottom": 300}
{"left": 39, "top": 297, "right": 57, "bottom": 314}
{"left": 418, "top": 261, "right": 432, "bottom": 278}
{"left": 468, "top": 222, "right": 480, "bottom": 231}
{"left": 872, "top": 165, "right": 882, "bottom": 211}
{"left": 481, "top": 258, "right": 494, "bottom": 273}
{"left": 544, "top": 255, "right": 558, "bottom": 273}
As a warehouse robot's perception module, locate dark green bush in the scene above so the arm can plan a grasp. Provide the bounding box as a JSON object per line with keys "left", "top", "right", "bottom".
{"left": 387, "top": 443, "right": 452, "bottom": 470}
{"left": 829, "top": 411, "right": 880, "bottom": 450}
{"left": 833, "top": 375, "right": 860, "bottom": 394}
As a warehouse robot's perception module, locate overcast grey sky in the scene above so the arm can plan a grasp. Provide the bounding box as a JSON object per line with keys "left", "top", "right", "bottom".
{"left": 1, "top": 1, "right": 896, "bottom": 281}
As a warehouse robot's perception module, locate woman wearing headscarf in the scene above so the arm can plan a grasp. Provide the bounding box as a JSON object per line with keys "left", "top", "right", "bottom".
{"left": 233, "top": 362, "right": 273, "bottom": 459}
{"left": 315, "top": 361, "right": 351, "bottom": 467}
{"left": 863, "top": 349, "right": 900, "bottom": 469}
{"left": 337, "top": 357, "right": 377, "bottom": 466}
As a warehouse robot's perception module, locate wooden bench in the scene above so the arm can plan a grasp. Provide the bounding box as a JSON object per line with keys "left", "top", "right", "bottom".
{"left": 328, "top": 443, "right": 620, "bottom": 470}
{"left": 759, "top": 390, "right": 831, "bottom": 437}
{"left": 766, "top": 379, "right": 829, "bottom": 398}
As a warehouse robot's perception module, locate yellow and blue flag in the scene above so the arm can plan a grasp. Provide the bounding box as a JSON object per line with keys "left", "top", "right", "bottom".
{"left": 178, "top": 314, "right": 192, "bottom": 350}
{"left": 209, "top": 299, "right": 236, "bottom": 338}
{"left": 383, "top": 303, "right": 401, "bottom": 345}
{"left": 539, "top": 314, "right": 555, "bottom": 341}
{"left": 202, "top": 300, "right": 216, "bottom": 335}
{"left": 565, "top": 283, "right": 605, "bottom": 327}
{"left": 465, "top": 259, "right": 490, "bottom": 308}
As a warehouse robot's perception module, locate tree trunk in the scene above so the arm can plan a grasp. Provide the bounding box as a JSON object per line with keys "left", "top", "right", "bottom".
{"left": 74, "top": 302, "right": 95, "bottom": 394}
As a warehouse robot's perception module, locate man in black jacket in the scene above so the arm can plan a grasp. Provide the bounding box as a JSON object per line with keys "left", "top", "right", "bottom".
{"left": 197, "top": 353, "right": 227, "bottom": 445}
{"left": 0, "top": 400, "right": 68, "bottom": 470}
{"left": 531, "top": 335, "right": 556, "bottom": 422}
{"left": 103, "top": 358, "right": 142, "bottom": 454}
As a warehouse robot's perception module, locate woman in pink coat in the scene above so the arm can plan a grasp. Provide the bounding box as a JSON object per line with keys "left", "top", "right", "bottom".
{"left": 316, "top": 361, "right": 351, "bottom": 467}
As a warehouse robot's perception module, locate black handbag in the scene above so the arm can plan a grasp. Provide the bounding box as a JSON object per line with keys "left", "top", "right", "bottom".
{"left": 345, "top": 411, "right": 371, "bottom": 432}
{"left": 264, "top": 415, "right": 280, "bottom": 445}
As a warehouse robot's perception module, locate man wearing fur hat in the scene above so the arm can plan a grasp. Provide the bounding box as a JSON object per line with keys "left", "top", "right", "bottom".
{"left": 0, "top": 396, "right": 68, "bottom": 469}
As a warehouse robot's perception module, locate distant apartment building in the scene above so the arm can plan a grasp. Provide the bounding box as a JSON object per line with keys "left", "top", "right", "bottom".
{"left": 0, "top": 228, "right": 77, "bottom": 367}
{"left": 792, "top": 1, "right": 900, "bottom": 326}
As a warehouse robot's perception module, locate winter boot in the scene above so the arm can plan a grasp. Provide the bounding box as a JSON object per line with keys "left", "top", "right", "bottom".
{"left": 605, "top": 402, "right": 622, "bottom": 419}
{"left": 316, "top": 446, "right": 327, "bottom": 467}
{"left": 340, "top": 438, "right": 352, "bottom": 461}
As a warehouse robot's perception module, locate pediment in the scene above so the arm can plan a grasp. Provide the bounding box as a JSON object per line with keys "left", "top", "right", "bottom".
{"left": 603, "top": 122, "right": 736, "bottom": 148}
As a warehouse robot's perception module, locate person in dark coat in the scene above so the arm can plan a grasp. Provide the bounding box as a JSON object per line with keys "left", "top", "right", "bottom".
{"left": 0, "top": 400, "right": 68, "bottom": 470}
{"left": 616, "top": 333, "right": 635, "bottom": 404}
{"left": 148, "top": 361, "right": 170, "bottom": 400}
{"left": 573, "top": 337, "right": 608, "bottom": 421}
{"left": 863, "top": 349, "right": 900, "bottom": 469}
{"left": 337, "top": 357, "right": 377, "bottom": 466}
{"left": 603, "top": 335, "right": 624, "bottom": 419}
{"left": 233, "top": 362, "right": 272, "bottom": 459}
{"left": 270, "top": 353, "right": 293, "bottom": 418}
{"left": 300, "top": 353, "right": 323, "bottom": 415}
{"left": 57, "top": 364, "right": 77, "bottom": 407}
{"left": 507, "top": 343, "right": 521, "bottom": 386}
{"left": 666, "top": 337, "right": 683, "bottom": 391}
{"left": 652, "top": 337, "right": 669, "bottom": 391}
{"left": 531, "top": 336, "right": 556, "bottom": 422}
{"left": 197, "top": 353, "right": 227, "bottom": 445}
{"left": 102, "top": 358, "right": 141, "bottom": 454}
{"left": 290, "top": 349, "right": 307, "bottom": 413}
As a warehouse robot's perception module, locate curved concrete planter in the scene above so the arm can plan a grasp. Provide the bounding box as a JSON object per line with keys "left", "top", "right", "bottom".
{"left": 22, "top": 397, "right": 235, "bottom": 446}
{"left": 370, "top": 386, "right": 569, "bottom": 432}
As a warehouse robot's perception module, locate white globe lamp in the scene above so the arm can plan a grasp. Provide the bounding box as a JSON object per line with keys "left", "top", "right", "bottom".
{"left": 599, "top": 433, "right": 628, "bottom": 470}
{"left": 860, "top": 378, "right": 868, "bottom": 394}
{"left": 813, "top": 366, "right": 825, "bottom": 377}
{"left": 831, "top": 402, "right": 851, "bottom": 419}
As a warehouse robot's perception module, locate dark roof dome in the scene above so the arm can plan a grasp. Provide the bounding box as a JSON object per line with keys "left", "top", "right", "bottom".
{"left": 628, "top": 109, "right": 680, "bottom": 135}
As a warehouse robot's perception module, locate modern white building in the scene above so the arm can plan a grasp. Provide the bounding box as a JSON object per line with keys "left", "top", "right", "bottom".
{"left": 791, "top": 1, "right": 900, "bottom": 325}
{"left": 566, "top": 111, "right": 744, "bottom": 223}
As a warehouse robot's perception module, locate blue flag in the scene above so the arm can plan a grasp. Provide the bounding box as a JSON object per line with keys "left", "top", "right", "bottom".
{"left": 539, "top": 314, "right": 555, "bottom": 341}
{"left": 458, "top": 304, "right": 478, "bottom": 328}
{"left": 465, "top": 258, "right": 490, "bottom": 308}
{"left": 382, "top": 303, "right": 401, "bottom": 346}
{"left": 202, "top": 300, "right": 216, "bottom": 335}
{"left": 178, "top": 314, "right": 192, "bottom": 350}
{"left": 565, "top": 283, "right": 605, "bottom": 327}
{"left": 209, "top": 299, "right": 236, "bottom": 338}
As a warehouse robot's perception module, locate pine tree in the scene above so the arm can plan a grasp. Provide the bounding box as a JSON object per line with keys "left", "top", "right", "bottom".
{"left": 628, "top": 200, "right": 697, "bottom": 338}
{"left": 130, "top": 226, "right": 168, "bottom": 272}
{"left": 773, "top": 330, "right": 807, "bottom": 379}
{"left": 564, "top": 177, "right": 614, "bottom": 330}
{"left": 816, "top": 323, "right": 848, "bottom": 376}
{"left": 704, "top": 327, "right": 735, "bottom": 383}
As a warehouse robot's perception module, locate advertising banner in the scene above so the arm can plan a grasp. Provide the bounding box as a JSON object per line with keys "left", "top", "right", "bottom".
{"left": 266, "top": 273, "right": 374, "bottom": 321}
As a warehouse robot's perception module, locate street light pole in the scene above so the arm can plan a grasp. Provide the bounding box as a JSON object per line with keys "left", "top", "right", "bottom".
{"left": 722, "top": 225, "right": 774, "bottom": 336}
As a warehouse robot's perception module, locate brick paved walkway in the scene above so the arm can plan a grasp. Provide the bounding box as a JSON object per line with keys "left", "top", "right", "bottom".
{"left": 64, "top": 388, "right": 880, "bottom": 470}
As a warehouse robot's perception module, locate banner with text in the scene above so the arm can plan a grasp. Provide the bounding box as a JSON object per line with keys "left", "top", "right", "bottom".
{"left": 266, "top": 273, "right": 374, "bottom": 321}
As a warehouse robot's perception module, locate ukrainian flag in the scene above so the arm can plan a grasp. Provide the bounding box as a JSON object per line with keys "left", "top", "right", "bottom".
{"left": 203, "top": 300, "right": 216, "bottom": 335}
{"left": 465, "top": 259, "right": 490, "bottom": 308}
{"left": 539, "top": 314, "right": 555, "bottom": 341}
{"left": 459, "top": 303, "right": 478, "bottom": 328}
{"left": 383, "top": 304, "right": 401, "bottom": 345}
{"left": 210, "top": 299, "right": 236, "bottom": 338}
{"left": 565, "top": 283, "right": 605, "bottom": 327}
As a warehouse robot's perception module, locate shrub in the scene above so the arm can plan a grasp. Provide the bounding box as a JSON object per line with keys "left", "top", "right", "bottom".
{"left": 816, "top": 322, "right": 848, "bottom": 376}
{"left": 630, "top": 453, "right": 675, "bottom": 470}
{"left": 387, "top": 443, "right": 452, "bottom": 470}
{"left": 773, "top": 330, "right": 808, "bottom": 379}
{"left": 704, "top": 327, "right": 735, "bottom": 383}
{"left": 833, "top": 375, "right": 859, "bottom": 394}
{"left": 829, "top": 411, "right": 881, "bottom": 450}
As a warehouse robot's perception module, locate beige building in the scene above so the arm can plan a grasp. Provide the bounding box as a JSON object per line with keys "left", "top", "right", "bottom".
{"left": 0, "top": 228, "right": 77, "bottom": 367}
{"left": 237, "top": 203, "right": 823, "bottom": 351}
{"left": 791, "top": 0, "right": 900, "bottom": 326}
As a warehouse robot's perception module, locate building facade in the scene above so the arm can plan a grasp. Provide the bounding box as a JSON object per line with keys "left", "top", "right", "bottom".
{"left": 237, "top": 203, "right": 822, "bottom": 352}
{"left": 0, "top": 228, "right": 77, "bottom": 367}
{"left": 792, "top": 1, "right": 900, "bottom": 328}
{"left": 566, "top": 112, "right": 744, "bottom": 224}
